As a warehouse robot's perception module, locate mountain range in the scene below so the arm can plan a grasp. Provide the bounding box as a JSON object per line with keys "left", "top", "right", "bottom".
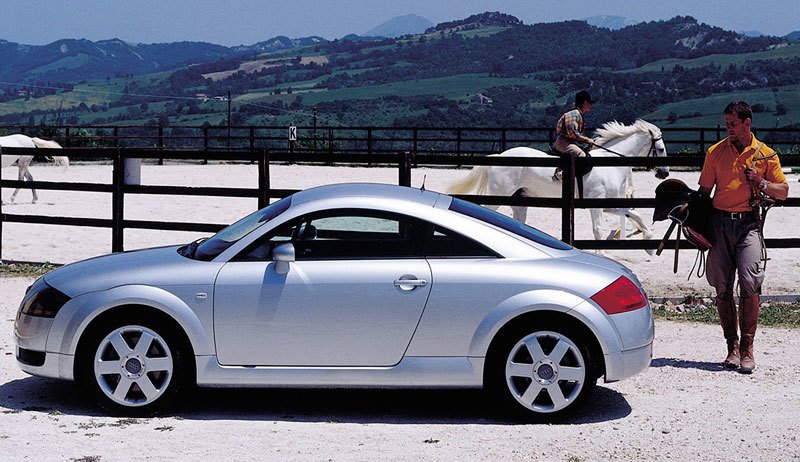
{"left": 2, "top": 12, "right": 800, "bottom": 130}
{"left": 2, "top": 13, "right": 798, "bottom": 85}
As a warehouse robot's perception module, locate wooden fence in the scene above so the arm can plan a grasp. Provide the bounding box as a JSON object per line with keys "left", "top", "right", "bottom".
{"left": 4, "top": 123, "right": 800, "bottom": 157}
{"left": 1, "top": 145, "right": 800, "bottom": 262}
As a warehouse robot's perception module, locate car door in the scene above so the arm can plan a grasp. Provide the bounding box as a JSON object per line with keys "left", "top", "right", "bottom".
{"left": 213, "top": 209, "right": 432, "bottom": 367}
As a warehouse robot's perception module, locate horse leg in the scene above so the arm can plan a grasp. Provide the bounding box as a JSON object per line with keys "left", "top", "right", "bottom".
{"left": 11, "top": 160, "right": 36, "bottom": 203}
{"left": 511, "top": 187, "right": 530, "bottom": 223}
{"left": 606, "top": 208, "right": 654, "bottom": 255}
{"left": 10, "top": 165, "right": 25, "bottom": 203}
{"left": 25, "top": 167, "right": 38, "bottom": 203}
{"left": 589, "top": 209, "right": 605, "bottom": 241}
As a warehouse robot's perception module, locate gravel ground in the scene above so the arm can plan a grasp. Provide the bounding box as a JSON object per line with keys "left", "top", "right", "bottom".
{"left": 1, "top": 276, "right": 799, "bottom": 461}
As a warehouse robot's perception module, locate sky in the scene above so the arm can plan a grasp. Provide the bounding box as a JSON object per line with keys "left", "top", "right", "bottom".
{"left": 2, "top": 0, "right": 799, "bottom": 46}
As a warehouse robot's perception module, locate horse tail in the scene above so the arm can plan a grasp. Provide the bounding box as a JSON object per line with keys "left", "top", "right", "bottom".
{"left": 31, "top": 137, "right": 69, "bottom": 169}
{"left": 48, "top": 156, "right": 70, "bottom": 169}
{"left": 446, "top": 165, "right": 490, "bottom": 195}
{"left": 31, "top": 137, "right": 63, "bottom": 149}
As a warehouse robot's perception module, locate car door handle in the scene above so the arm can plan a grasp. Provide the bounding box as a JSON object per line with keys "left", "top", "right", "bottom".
{"left": 394, "top": 277, "right": 428, "bottom": 291}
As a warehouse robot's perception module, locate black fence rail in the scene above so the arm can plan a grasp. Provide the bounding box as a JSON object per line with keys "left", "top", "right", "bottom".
{"left": 4, "top": 123, "right": 800, "bottom": 157}
{"left": 2, "top": 145, "right": 800, "bottom": 262}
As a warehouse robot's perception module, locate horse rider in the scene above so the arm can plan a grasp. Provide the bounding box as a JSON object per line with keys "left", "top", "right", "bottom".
{"left": 553, "top": 90, "right": 594, "bottom": 181}
{"left": 698, "top": 100, "right": 788, "bottom": 374}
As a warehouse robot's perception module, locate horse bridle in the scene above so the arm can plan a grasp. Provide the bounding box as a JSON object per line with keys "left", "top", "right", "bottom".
{"left": 592, "top": 131, "right": 662, "bottom": 158}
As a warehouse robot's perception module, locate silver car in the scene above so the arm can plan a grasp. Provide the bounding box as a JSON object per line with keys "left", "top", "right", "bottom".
{"left": 14, "top": 183, "right": 653, "bottom": 419}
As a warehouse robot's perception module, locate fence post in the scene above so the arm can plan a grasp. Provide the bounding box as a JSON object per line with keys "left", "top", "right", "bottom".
{"left": 113, "top": 127, "right": 119, "bottom": 147}
{"left": 258, "top": 149, "right": 271, "bottom": 210}
{"left": 399, "top": 151, "right": 412, "bottom": 187}
{"left": 699, "top": 128, "right": 705, "bottom": 154}
{"left": 158, "top": 125, "right": 164, "bottom": 165}
{"left": 64, "top": 127, "right": 70, "bottom": 147}
{"left": 112, "top": 149, "right": 125, "bottom": 253}
{"left": 0, "top": 145, "right": 3, "bottom": 260}
{"left": 367, "top": 127, "right": 373, "bottom": 156}
{"left": 413, "top": 129, "right": 418, "bottom": 156}
{"left": 561, "top": 155, "right": 575, "bottom": 245}
{"left": 203, "top": 126, "right": 209, "bottom": 165}
{"left": 328, "top": 128, "right": 334, "bottom": 156}
{"left": 501, "top": 129, "right": 507, "bottom": 152}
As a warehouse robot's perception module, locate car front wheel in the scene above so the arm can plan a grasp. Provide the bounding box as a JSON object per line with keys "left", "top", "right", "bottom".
{"left": 78, "top": 318, "right": 186, "bottom": 416}
{"left": 491, "top": 327, "right": 595, "bottom": 419}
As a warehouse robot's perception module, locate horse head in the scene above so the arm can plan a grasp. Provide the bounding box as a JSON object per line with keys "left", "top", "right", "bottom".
{"left": 594, "top": 120, "right": 669, "bottom": 179}
{"left": 647, "top": 128, "right": 670, "bottom": 179}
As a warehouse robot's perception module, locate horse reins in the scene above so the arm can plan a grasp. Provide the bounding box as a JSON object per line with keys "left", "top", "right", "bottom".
{"left": 591, "top": 135, "right": 661, "bottom": 158}
{"left": 748, "top": 150, "right": 778, "bottom": 272}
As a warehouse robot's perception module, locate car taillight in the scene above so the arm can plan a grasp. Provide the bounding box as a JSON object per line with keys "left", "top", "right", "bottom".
{"left": 591, "top": 276, "right": 647, "bottom": 315}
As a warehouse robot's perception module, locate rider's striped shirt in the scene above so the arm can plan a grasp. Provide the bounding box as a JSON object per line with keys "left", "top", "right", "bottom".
{"left": 556, "top": 108, "right": 585, "bottom": 141}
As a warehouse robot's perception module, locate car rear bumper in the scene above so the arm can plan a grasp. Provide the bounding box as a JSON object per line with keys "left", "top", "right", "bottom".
{"left": 604, "top": 341, "right": 652, "bottom": 382}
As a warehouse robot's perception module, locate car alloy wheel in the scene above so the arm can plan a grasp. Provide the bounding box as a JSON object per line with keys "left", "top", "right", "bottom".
{"left": 503, "top": 330, "right": 588, "bottom": 415}
{"left": 90, "top": 324, "right": 177, "bottom": 411}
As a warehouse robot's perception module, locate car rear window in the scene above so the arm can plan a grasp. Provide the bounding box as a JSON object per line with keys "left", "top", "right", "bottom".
{"left": 448, "top": 197, "right": 572, "bottom": 250}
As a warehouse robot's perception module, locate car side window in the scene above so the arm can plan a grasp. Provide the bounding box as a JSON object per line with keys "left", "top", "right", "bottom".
{"left": 424, "top": 225, "right": 498, "bottom": 258}
{"left": 233, "top": 209, "right": 425, "bottom": 261}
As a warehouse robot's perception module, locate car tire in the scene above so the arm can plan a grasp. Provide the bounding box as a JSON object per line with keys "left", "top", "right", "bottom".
{"left": 488, "top": 323, "right": 596, "bottom": 421}
{"left": 77, "top": 314, "right": 188, "bottom": 416}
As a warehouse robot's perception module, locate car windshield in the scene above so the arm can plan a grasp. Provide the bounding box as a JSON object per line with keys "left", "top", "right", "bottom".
{"left": 181, "top": 196, "right": 292, "bottom": 261}
{"left": 448, "top": 197, "right": 572, "bottom": 250}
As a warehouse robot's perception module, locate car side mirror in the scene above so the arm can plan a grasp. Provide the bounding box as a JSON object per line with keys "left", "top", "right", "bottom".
{"left": 272, "top": 243, "right": 295, "bottom": 274}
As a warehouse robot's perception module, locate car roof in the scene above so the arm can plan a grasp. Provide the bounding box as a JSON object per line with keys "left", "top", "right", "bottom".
{"left": 290, "top": 183, "right": 448, "bottom": 209}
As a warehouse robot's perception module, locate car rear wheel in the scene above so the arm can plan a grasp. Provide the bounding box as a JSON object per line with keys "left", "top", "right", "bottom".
{"left": 490, "top": 326, "right": 595, "bottom": 420}
{"left": 78, "top": 318, "right": 186, "bottom": 416}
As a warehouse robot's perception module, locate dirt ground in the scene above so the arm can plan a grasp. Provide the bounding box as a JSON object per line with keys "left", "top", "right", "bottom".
{"left": 2, "top": 276, "right": 799, "bottom": 461}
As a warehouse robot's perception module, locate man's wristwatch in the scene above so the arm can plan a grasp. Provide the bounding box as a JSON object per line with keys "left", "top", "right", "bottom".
{"left": 761, "top": 179, "right": 768, "bottom": 191}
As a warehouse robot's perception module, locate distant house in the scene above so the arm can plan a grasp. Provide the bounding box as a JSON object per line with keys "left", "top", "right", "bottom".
{"left": 195, "top": 93, "right": 209, "bottom": 102}
{"left": 471, "top": 93, "right": 493, "bottom": 105}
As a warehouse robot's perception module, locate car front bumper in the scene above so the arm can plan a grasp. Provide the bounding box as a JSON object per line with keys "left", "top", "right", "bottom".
{"left": 15, "top": 312, "right": 75, "bottom": 381}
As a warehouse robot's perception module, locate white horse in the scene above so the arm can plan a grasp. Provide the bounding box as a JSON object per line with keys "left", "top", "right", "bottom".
{"left": 447, "top": 120, "right": 669, "bottom": 253}
{"left": 1, "top": 134, "right": 69, "bottom": 203}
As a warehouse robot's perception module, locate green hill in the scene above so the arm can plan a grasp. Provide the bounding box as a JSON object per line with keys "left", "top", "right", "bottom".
{"left": 2, "top": 14, "right": 798, "bottom": 130}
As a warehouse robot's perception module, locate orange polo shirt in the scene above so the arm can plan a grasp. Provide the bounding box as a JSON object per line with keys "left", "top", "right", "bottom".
{"left": 698, "top": 135, "right": 786, "bottom": 212}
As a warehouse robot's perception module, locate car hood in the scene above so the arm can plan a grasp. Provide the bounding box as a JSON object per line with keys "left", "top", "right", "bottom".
{"left": 44, "top": 245, "right": 223, "bottom": 297}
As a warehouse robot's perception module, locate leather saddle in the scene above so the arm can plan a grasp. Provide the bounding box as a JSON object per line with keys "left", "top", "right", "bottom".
{"left": 653, "top": 179, "right": 714, "bottom": 273}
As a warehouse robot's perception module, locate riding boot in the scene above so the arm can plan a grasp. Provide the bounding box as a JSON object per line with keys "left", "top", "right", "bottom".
{"left": 552, "top": 167, "right": 562, "bottom": 182}
{"left": 738, "top": 294, "right": 760, "bottom": 374}
{"left": 715, "top": 298, "right": 740, "bottom": 369}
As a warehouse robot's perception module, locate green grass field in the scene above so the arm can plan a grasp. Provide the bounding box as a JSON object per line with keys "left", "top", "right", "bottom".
{"left": 644, "top": 84, "right": 800, "bottom": 128}
{"left": 624, "top": 43, "right": 800, "bottom": 74}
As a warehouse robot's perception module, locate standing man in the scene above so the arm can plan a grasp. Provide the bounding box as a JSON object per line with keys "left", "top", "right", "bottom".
{"left": 553, "top": 90, "right": 594, "bottom": 181}
{"left": 698, "top": 100, "right": 789, "bottom": 374}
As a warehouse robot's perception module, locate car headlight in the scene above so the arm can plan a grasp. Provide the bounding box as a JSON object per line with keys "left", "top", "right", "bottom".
{"left": 19, "top": 280, "right": 71, "bottom": 318}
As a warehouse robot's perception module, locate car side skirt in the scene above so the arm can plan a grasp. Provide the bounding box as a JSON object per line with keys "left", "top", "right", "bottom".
{"left": 195, "top": 356, "right": 485, "bottom": 388}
